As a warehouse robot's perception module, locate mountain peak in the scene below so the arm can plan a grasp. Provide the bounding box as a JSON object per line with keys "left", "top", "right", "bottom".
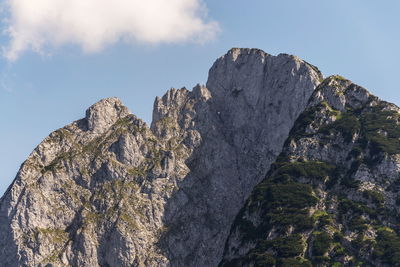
{"left": 0, "top": 49, "right": 322, "bottom": 267}
{"left": 226, "top": 47, "right": 270, "bottom": 61}
{"left": 3, "top": 49, "right": 399, "bottom": 267}
{"left": 207, "top": 48, "right": 323, "bottom": 109}
{"left": 310, "top": 75, "right": 376, "bottom": 111}
{"left": 85, "top": 97, "right": 130, "bottom": 133}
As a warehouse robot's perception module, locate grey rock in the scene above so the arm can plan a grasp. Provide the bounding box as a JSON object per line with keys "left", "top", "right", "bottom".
{"left": 0, "top": 48, "right": 322, "bottom": 267}
{"left": 86, "top": 97, "right": 131, "bottom": 133}
{"left": 220, "top": 75, "right": 400, "bottom": 266}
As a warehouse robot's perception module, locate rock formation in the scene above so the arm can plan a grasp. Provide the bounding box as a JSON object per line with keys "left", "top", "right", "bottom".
{"left": 220, "top": 76, "right": 400, "bottom": 266}
{"left": 1, "top": 48, "right": 399, "bottom": 267}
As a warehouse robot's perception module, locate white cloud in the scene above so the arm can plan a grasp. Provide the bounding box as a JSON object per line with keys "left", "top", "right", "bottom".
{"left": 2, "top": 0, "right": 219, "bottom": 61}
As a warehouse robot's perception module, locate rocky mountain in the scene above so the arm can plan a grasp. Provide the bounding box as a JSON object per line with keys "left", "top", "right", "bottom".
{"left": 220, "top": 76, "right": 400, "bottom": 266}
{"left": 0, "top": 48, "right": 399, "bottom": 267}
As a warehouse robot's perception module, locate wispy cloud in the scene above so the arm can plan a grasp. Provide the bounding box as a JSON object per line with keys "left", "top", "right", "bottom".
{"left": 0, "top": 71, "right": 15, "bottom": 92}
{"left": 1, "top": 0, "right": 219, "bottom": 61}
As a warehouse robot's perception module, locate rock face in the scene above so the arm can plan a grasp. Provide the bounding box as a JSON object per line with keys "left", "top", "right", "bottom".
{"left": 156, "top": 48, "right": 322, "bottom": 267}
{"left": 220, "top": 76, "right": 400, "bottom": 266}
{"left": 0, "top": 48, "right": 321, "bottom": 267}
{"left": 0, "top": 49, "right": 322, "bottom": 266}
{"left": 3, "top": 48, "right": 400, "bottom": 267}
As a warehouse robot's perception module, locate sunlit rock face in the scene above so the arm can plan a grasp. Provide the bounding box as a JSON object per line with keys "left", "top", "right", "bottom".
{"left": 0, "top": 48, "right": 323, "bottom": 266}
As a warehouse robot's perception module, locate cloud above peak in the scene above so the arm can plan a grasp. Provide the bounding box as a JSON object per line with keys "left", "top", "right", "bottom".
{"left": 2, "top": 0, "right": 219, "bottom": 61}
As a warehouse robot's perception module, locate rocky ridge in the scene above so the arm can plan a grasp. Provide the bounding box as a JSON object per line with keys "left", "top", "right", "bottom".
{"left": 0, "top": 48, "right": 321, "bottom": 266}
{"left": 220, "top": 76, "right": 400, "bottom": 266}
{"left": 1, "top": 48, "right": 399, "bottom": 267}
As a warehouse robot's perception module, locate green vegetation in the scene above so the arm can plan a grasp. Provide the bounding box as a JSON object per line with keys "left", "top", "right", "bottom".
{"left": 271, "top": 234, "right": 305, "bottom": 258}
{"left": 41, "top": 151, "right": 77, "bottom": 174}
{"left": 289, "top": 106, "right": 319, "bottom": 140}
{"left": 246, "top": 252, "right": 275, "bottom": 267}
{"left": 234, "top": 171, "right": 319, "bottom": 265}
{"left": 338, "top": 197, "right": 376, "bottom": 218}
{"left": 155, "top": 117, "right": 179, "bottom": 132}
{"left": 348, "top": 216, "right": 368, "bottom": 232}
{"left": 36, "top": 227, "right": 69, "bottom": 244}
{"left": 313, "top": 211, "right": 333, "bottom": 227}
{"left": 81, "top": 177, "right": 144, "bottom": 230}
{"left": 52, "top": 128, "right": 73, "bottom": 142}
{"left": 373, "top": 229, "right": 400, "bottom": 265}
{"left": 362, "top": 189, "right": 384, "bottom": 205}
{"left": 361, "top": 107, "right": 400, "bottom": 155}
{"left": 322, "top": 75, "right": 348, "bottom": 83}
{"left": 127, "top": 167, "right": 147, "bottom": 177}
{"left": 244, "top": 234, "right": 307, "bottom": 267}
{"left": 349, "top": 146, "right": 363, "bottom": 158}
{"left": 279, "top": 257, "right": 312, "bottom": 267}
{"left": 226, "top": 86, "right": 400, "bottom": 267}
{"left": 113, "top": 116, "right": 132, "bottom": 127}
{"left": 237, "top": 181, "right": 317, "bottom": 241}
{"left": 35, "top": 227, "right": 70, "bottom": 265}
{"left": 312, "top": 232, "right": 333, "bottom": 257}
{"left": 288, "top": 91, "right": 400, "bottom": 161}
{"left": 319, "top": 113, "right": 361, "bottom": 143}
{"left": 252, "top": 183, "right": 318, "bottom": 209}
{"left": 42, "top": 161, "right": 59, "bottom": 173}
{"left": 119, "top": 212, "right": 139, "bottom": 229}
{"left": 340, "top": 174, "right": 360, "bottom": 189}
{"left": 270, "top": 161, "right": 337, "bottom": 183}
{"left": 331, "top": 244, "right": 346, "bottom": 258}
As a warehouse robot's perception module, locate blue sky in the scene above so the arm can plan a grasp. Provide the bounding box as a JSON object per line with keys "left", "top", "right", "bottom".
{"left": 1, "top": 0, "right": 400, "bottom": 195}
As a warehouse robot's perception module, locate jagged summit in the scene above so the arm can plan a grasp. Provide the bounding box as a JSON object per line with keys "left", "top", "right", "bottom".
{"left": 2, "top": 48, "right": 400, "bottom": 267}
{"left": 0, "top": 48, "right": 320, "bottom": 267}
{"left": 310, "top": 75, "right": 377, "bottom": 111}
{"left": 222, "top": 48, "right": 270, "bottom": 62}
{"left": 85, "top": 97, "right": 131, "bottom": 133}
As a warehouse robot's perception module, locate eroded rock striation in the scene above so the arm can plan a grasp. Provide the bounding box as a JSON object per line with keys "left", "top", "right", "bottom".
{"left": 2, "top": 48, "right": 400, "bottom": 267}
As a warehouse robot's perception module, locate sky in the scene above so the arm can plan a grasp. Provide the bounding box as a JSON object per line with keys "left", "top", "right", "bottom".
{"left": 1, "top": 0, "right": 400, "bottom": 195}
